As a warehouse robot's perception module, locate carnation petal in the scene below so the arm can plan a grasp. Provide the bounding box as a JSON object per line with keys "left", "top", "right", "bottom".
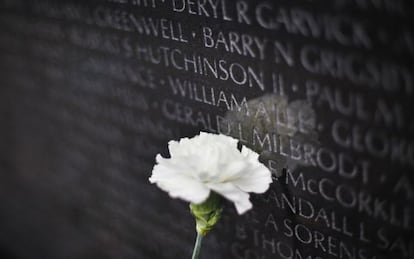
{"left": 149, "top": 132, "right": 273, "bottom": 215}
{"left": 168, "top": 140, "right": 188, "bottom": 157}
{"left": 233, "top": 196, "right": 252, "bottom": 215}
{"left": 207, "top": 182, "right": 252, "bottom": 215}
{"left": 218, "top": 160, "right": 248, "bottom": 182}
{"left": 241, "top": 146, "right": 260, "bottom": 161}
{"left": 235, "top": 146, "right": 272, "bottom": 193}
{"left": 150, "top": 164, "right": 210, "bottom": 204}
{"left": 233, "top": 167, "right": 272, "bottom": 193}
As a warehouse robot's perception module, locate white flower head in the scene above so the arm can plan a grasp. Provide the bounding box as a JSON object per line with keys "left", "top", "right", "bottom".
{"left": 149, "top": 132, "right": 272, "bottom": 214}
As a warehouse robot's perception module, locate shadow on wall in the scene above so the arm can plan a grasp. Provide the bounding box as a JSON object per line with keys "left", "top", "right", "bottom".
{"left": 0, "top": 246, "right": 18, "bottom": 259}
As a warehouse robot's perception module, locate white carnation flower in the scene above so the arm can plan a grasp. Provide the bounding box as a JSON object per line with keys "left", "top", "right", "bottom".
{"left": 149, "top": 132, "right": 272, "bottom": 214}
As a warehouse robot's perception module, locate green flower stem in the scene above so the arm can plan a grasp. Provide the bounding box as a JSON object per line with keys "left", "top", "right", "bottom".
{"left": 191, "top": 232, "right": 204, "bottom": 259}
{"left": 189, "top": 193, "right": 223, "bottom": 259}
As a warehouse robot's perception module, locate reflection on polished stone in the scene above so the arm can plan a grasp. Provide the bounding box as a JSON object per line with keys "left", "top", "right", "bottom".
{"left": 222, "top": 94, "right": 319, "bottom": 177}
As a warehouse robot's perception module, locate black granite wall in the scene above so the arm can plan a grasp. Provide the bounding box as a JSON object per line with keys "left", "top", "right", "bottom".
{"left": 0, "top": 0, "right": 413, "bottom": 258}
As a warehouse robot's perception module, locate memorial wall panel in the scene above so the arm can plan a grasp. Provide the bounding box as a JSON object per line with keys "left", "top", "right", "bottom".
{"left": 0, "top": 0, "right": 413, "bottom": 258}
